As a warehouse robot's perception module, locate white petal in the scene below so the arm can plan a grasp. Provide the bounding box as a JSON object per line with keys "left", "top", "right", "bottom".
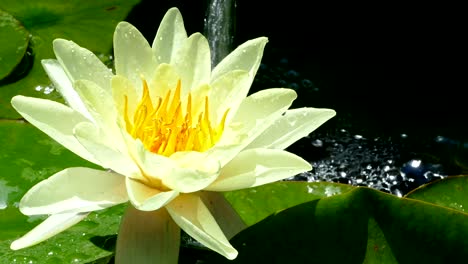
{"left": 73, "top": 80, "right": 119, "bottom": 135}
{"left": 73, "top": 79, "right": 127, "bottom": 152}
{"left": 166, "top": 194, "right": 238, "bottom": 260}
{"left": 74, "top": 122, "right": 141, "bottom": 178}
{"left": 188, "top": 83, "right": 211, "bottom": 117}
{"left": 152, "top": 7, "right": 188, "bottom": 65}
{"left": 247, "top": 107, "right": 336, "bottom": 150}
{"left": 132, "top": 141, "right": 219, "bottom": 193}
{"left": 19, "top": 168, "right": 127, "bottom": 215}
{"left": 52, "top": 39, "right": 113, "bottom": 92}
{"left": 11, "top": 96, "right": 98, "bottom": 164}
{"left": 148, "top": 63, "right": 180, "bottom": 106}
{"left": 209, "top": 70, "right": 251, "bottom": 124}
{"left": 126, "top": 177, "right": 179, "bottom": 211}
{"left": 10, "top": 212, "right": 89, "bottom": 250}
{"left": 116, "top": 206, "right": 180, "bottom": 264}
{"left": 111, "top": 75, "right": 139, "bottom": 126}
{"left": 206, "top": 148, "right": 311, "bottom": 192}
{"left": 114, "top": 22, "right": 157, "bottom": 92}
{"left": 172, "top": 33, "right": 211, "bottom": 94}
{"left": 198, "top": 191, "right": 246, "bottom": 239}
{"left": 211, "top": 37, "right": 267, "bottom": 84}
{"left": 207, "top": 88, "right": 297, "bottom": 166}
{"left": 131, "top": 139, "right": 176, "bottom": 180}
{"left": 165, "top": 151, "right": 220, "bottom": 193}
{"left": 229, "top": 88, "right": 297, "bottom": 142}
{"left": 41, "top": 59, "right": 92, "bottom": 119}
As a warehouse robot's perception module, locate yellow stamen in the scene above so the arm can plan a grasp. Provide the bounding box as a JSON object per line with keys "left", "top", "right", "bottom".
{"left": 124, "top": 79, "right": 229, "bottom": 156}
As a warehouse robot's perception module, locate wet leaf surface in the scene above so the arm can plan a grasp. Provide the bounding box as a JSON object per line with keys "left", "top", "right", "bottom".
{"left": 201, "top": 186, "right": 468, "bottom": 264}
{"left": 405, "top": 175, "right": 468, "bottom": 213}
{"left": 224, "top": 181, "right": 355, "bottom": 226}
{"left": 0, "top": 9, "right": 30, "bottom": 81}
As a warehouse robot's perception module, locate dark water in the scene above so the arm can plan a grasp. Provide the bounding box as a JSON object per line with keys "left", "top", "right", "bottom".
{"left": 254, "top": 55, "right": 467, "bottom": 196}
{"left": 127, "top": 1, "right": 467, "bottom": 195}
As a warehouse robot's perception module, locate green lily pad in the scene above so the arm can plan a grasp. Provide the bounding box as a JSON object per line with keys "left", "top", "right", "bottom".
{"left": 405, "top": 175, "right": 468, "bottom": 213}
{"left": 0, "top": 120, "right": 127, "bottom": 263}
{"left": 204, "top": 186, "right": 468, "bottom": 263}
{"left": 0, "top": 9, "right": 30, "bottom": 81}
{"left": 224, "top": 181, "right": 355, "bottom": 226}
{"left": 0, "top": 0, "right": 140, "bottom": 119}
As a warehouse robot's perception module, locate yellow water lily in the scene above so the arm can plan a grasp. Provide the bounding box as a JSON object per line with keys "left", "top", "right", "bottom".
{"left": 10, "top": 7, "right": 335, "bottom": 262}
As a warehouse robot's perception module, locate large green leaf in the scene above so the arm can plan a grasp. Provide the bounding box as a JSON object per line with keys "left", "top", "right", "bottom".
{"left": 405, "top": 175, "right": 468, "bottom": 213}
{"left": 0, "top": 121, "right": 125, "bottom": 263}
{"left": 0, "top": 9, "right": 29, "bottom": 80}
{"left": 224, "top": 181, "right": 355, "bottom": 226}
{"left": 203, "top": 186, "right": 468, "bottom": 263}
{"left": 0, "top": 0, "right": 140, "bottom": 119}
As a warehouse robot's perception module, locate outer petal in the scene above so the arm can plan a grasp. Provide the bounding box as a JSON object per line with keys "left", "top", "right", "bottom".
{"left": 207, "top": 88, "right": 297, "bottom": 166}
{"left": 73, "top": 80, "right": 125, "bottom": 151}
{"left": 41, "top": 59, "right": 92, "bottom": 120}
{"left": 52, "top": 39, "right": 113, "bottom": 92}
{"left": 11, "top": 96, "right": 98, "bottom": 164}
{"left": 126, "top": 177, "right": 179, "bottom": 211}
{"left": 166, "top": 194, "right": 238, "bottom": 260}
{"left": 211, "top": 37, "right": 267, "bottom": 84}
{"left": 116, "top": 206, "right": 180, "bottom": 264}
{"left": 206, "top": 148, "right": 311, "bottom": 192}
{"left": 198, "top": 191, "right": 246, "bottom": 239}
{"left": 10, "top": 212, "right": 89, "bottom": 250}
{"left": 19, "top": 168, "right": 127, "bottom": 215}
{"left": 74, "top": 122, "right": 141, "bottom": 179}
{"left": 114, "top": 22, "right": 157, "bottom": 92}
{"left": 172, "top": 33, "right": 211, "bottom": 94}
{"left": 209, "top": 70, "right": 251, "bottom": 124}
{"left": 247, "top": 107, "right": 337, "bottom": 150}
{"left": 152, "top": 7, "right": 188, "bottom": 65}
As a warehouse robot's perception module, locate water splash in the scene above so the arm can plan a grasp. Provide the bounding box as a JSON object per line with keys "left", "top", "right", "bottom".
{"left": 287, "top": 129, "right": 450, "bottom": 196}
{"left": 204, "top": 0, "right": 236, "bottom": 67}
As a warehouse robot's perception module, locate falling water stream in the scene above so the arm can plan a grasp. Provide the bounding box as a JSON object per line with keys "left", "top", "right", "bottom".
{"left": 204, "top": 0, "right": 235, "bottom": 67}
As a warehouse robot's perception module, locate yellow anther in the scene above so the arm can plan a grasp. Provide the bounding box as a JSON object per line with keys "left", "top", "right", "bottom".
{"left": 124, "top": 79, "right": 228, "bottom": 156}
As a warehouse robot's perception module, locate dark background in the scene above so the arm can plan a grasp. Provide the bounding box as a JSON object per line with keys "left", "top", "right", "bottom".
{"left": 127, "top": 0, "right": 466, "bottom": 140}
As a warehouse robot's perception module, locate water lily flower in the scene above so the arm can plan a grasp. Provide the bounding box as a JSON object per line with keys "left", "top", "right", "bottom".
{"left": 10, "top": 7, "right": 335, "bottom": 262}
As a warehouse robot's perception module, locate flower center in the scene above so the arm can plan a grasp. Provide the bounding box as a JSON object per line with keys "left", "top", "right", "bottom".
{"left": 124, "top": 80, "right": 228, "bottom": 156}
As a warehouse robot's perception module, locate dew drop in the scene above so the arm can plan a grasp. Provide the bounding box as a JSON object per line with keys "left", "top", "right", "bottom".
{"left": 311, "top": 139, "right": 323, "bottom": 147}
